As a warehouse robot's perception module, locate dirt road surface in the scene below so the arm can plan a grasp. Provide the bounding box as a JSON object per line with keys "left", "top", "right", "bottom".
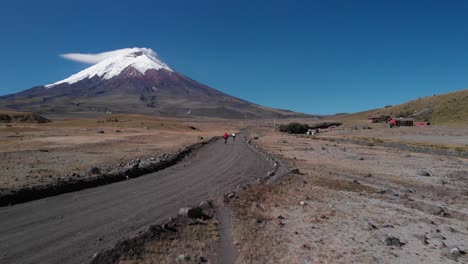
{"left": 0, "top": 137, "right": 271, "bottom": 264}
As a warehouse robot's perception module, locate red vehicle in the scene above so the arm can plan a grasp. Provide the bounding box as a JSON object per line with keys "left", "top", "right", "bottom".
{"left": 388, "top": 118, "right": 431, "bottom": 128}
{"left": 416, "top": 122, "right": 431, "bottom": 127}
{"left": 389, "top": 118, "right": 414, "bottom": 128}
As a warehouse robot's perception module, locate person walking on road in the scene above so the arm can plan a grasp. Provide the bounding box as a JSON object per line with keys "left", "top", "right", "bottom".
{"left": 232, "top": 133, "right": 236, "bottom": 142}
{"left": 223, "top": 132, "right": 229, "bottom": 144}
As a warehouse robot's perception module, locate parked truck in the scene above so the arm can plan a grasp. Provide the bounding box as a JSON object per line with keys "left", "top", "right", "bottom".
{"left": 389, "top": 117, "right": 414, "bottom": 128}
{"left": 389, "top": 118, "right": 430, "bottom": 128}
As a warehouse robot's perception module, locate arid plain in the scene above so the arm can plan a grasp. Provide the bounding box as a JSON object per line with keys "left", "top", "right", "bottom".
{"left": 1, "top": 115, "right": 467, "bottom": 263}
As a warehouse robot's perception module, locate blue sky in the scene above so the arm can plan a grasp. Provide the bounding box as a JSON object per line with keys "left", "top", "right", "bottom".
{"left": 1, "top": 0, "right": 468, "bottom": 115}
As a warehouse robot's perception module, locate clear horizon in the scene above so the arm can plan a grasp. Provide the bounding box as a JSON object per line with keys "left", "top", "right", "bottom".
{"left": 1, "top": 0, "right": 468, "bottom": 115}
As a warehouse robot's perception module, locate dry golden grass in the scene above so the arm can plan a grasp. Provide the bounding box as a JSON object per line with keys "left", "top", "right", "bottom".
{"left": 230, "top": 184, "right": 289, "bottom": 263}
{"left": 350, "top": 137, "right": 385, "bottom": 143}
{"left": 228, "top": 123, "right": 468, "bottom": 263}
{"left": 119, "top": 218, "right": 219, "bottom": 264}
{"left": 389, "top": 139, "right": 468, "bottom": 152}
{"left": 0, "top": 114, "right": 245, "bottom": 190}
{"left": 334, "top": 89, "right": 468, "bottom": 125}
{"left": 0, "top": 109, "right": 29, "bottom": 115}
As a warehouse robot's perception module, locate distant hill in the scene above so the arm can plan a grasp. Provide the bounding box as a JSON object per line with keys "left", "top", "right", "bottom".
{"left": 335, "top": 89, "right": 468, "bottom": 125}
{"left": 0, "top": 110, "right": 51, "bottom": 123}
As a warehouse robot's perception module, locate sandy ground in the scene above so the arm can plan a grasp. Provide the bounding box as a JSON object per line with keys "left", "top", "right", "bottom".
{"left": 0, "top": 115, "right": 243, "bottom": 192}
{"left": 1, "top": 117, "right": 467, "bottom": 263}
{"left": 329, "top": 123, "right": 468, "bottom": 147}
{"left": 228, "top": 124, "right": 468, "bottom": 263}
{"left": 0, "top": 135, "right": 272, "bottom": 264}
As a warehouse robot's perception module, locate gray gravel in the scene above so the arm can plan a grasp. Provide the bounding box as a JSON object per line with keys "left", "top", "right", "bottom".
{"left": 0, "top": 137, "right": 272, "bottom": 264}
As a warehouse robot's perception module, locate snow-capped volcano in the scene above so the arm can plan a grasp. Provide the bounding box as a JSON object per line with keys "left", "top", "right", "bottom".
{"left": 46, "top": 48, "right": 172, "bottom": 87}
{"left": 0, "top": 47, "right": 311, "bottom": 119}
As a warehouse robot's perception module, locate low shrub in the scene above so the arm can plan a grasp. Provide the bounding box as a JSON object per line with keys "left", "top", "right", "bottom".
{"left": 278, "top": 122, "right": 309, "bottom": 134}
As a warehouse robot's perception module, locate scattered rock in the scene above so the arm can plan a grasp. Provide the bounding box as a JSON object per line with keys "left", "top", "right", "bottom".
{"left": 224, "top": 192, "right": 236, "bottom": 203}
{"left": 299, "top": 201, "right": 307, "bottom": 206}
{"left": 444, "top": 245, "right": 466, "bottom": 260}
{"left": 253, "top": 136, "right": 259, "bottom": 140}
{"left": 291, "top": 168, "right": 300, "bottom": 174}
{"left": 410, "top": 202, "right": 446, "bottom": 216}
{"left": 88, "top": 167, "right": 100, "bottom": 175}
{"left": 162, "top": 222, "right": 177, "bottom": 232}
{"left": 364, "top": 221, "right": 377, "bottom": 230}
{"left": 178, "top": 207, "right": 205, "bottom": 219}
{"left": 418, "top": 170, "right": 431, "bottom": 177}
{"left": 429, "top": 233, "right": 446, "bottom": 240}
{"left": 421, "top": 218, "right": 436, "bottom": 225}
{"left": 413, "top": 234, "right": 429, "bottom": 245}
{"left": 380, "top": 234, "right": 404, "bottom": 247}
{"left": 278, "top": 215, "right": 285, "bottom": 220}
{"left": 450, "top": 246, "right": 462, "bottom": 255}
{"left": 177, "top": 254, "right": 190, "bottom": 262}
{"left": 402, "top": 188, "right": 415, "bottom": 194}
{"left": 378, "top": 189, "right": 398, "bottom": 196}
{"left": 198, "top": 200, "right": 212, "bottom": 210}
{"left": 439, "top": 180, "right": 448, "bottom": 185}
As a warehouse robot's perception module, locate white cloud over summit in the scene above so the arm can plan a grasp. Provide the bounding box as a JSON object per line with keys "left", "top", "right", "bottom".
{"left": 60, "top": 48, "right": 152, "bottom": 65}
{"left": 47, "top": 48, "right": 171, "bottom": 87}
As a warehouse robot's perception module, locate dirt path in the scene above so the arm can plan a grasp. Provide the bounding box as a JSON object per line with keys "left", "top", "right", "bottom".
{"left": 0, "top": 137, "right": 271, "bottom": 264}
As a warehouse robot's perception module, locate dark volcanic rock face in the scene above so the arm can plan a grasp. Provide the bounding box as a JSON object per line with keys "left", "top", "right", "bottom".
{"left": 0, "top": 67, "right": 308, "bottom": 118}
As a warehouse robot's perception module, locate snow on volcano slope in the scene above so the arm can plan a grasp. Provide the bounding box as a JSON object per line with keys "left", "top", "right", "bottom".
{"left": 46, "top": 48, "right": 172, "bottom": 88}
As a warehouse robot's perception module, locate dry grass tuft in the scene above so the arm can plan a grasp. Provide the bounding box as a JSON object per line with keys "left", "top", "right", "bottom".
{"left": 118, "top": 210, "right": 219, "bottom": 264}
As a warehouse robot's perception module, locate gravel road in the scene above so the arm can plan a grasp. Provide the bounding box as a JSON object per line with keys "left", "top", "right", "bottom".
{"left": 0, "top": 137, "right": 271, "bottom": 264}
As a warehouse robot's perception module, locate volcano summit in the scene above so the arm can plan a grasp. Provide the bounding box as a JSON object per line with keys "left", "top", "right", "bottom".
{"left": 0, "top": 48, "right": 307, "bottom": 118}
